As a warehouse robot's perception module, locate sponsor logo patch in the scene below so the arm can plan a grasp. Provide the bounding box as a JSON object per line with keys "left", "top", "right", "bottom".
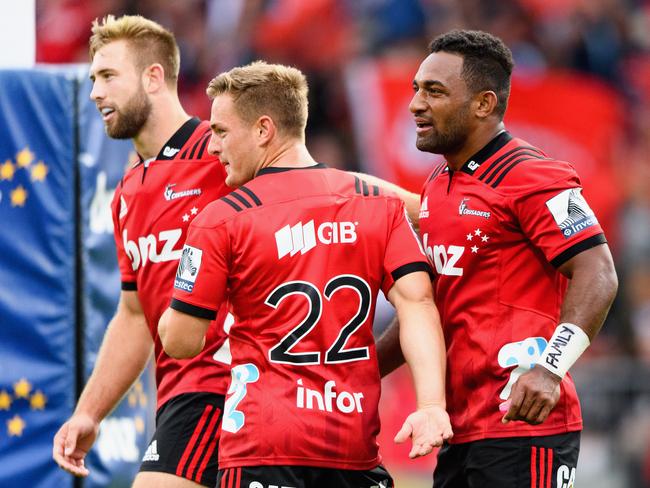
{"left": 458, "top": 197, "right": 491, "bottom": 219}
{"left": 164, "top": 183, "right": 202, "bottom": 201}
{"left": 119, "top": 195, "right": 128, "bottom": 219}
{"left": 545, "top": 188, "right": 597, "bottom": 238}
{"left": 174, "top": 245, "right": 202, "bottom": 292}
{"left": 274, "top": 220, "right": 358, "bottom": 259}
{"left": 142, "top": 440, "right": 160, "bottom": 462}
{"left": 162, "top": 146, "right": 180, "bottom": 158}
{"left": 419, "top": 196, "right": 429, "bottom": 219}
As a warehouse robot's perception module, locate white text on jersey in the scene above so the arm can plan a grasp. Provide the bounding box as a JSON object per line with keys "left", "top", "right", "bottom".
{"left": 296, "top": 379, "right": 364, "bottom": 414}
{"left": 123, "top": 228, "right": 183, "bottom": 271}
{"left": 275, "top": 221, "right": 358, "bottom": 259}
{"left": 422, "top": 233, "right": 465, "bottom": 276}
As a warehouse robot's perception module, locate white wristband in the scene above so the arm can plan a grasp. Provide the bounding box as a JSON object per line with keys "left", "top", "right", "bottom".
{"left": 536, "top": 323, "right": 590, "bottom": 379}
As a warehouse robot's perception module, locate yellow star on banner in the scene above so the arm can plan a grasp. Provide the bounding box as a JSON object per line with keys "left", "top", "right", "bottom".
{"left": 134, "top": 416, "right": 145, "bottom": 434}
{"left": 0, "top": 390, "right": 12, "bottom": 410}
{"left": 127, "top": 391, "right": 137, "bottom": 407}
{"left": 10, "top": 186, "right": 27, "bottom": 207}
{"left": 7, "top": 415, "right": 26, "bottom": 436}
{"left": 16, "top": 148, "right": 34, "bottom": 168}
{"left": 0, "top": 160, "right": 15, "bottom": 181}
{"left": 30, "top": 390, "right": 47, "bottom": 410}
{"left": 14, "top": 378, "right": 31, "bottom": 399}
{"left": 31, "top": 161, "right": 48, "bottom": 182}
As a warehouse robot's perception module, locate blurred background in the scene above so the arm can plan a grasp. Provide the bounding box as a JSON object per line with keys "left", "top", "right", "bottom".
{"left": 1, "top": 0, "right": 648, "bottom": 486}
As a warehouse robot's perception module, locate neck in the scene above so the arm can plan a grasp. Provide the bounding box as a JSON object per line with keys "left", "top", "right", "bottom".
{"left": 258, "top": 138, "right": 317, "bottom": 173}
{"left": 445, "top": 122, "right": 505, "bottom": 171}
{"left": 132, "top": 93, "right": 190, "bottom": 160}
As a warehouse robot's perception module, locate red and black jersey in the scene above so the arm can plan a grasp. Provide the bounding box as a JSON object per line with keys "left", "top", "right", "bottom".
{"left": 171, "top": 164, "right": 431, "bottom": 470}
{"left": 419, "top": 131, "right": 606, "bottom": 444}
{"left": 110, "top": 118, "right": 232, "bottom": 409}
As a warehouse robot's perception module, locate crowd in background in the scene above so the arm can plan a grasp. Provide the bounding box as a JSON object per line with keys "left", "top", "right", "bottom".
{"left": 36, "top": 1, "right": 650, "bottom": 486}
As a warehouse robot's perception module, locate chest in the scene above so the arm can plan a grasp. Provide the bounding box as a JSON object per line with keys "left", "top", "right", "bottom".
{"left": 419, "top": 173, "right": 511, "bottom": 277}
{"left": 118, "top": 162, "right": 222, "bottom": 271}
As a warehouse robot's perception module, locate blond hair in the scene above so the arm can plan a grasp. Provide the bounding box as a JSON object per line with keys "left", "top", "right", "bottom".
{"left": 207, "top": 61, "right": 309, "bottom": 139}
{"left": 89, "top": 15, "right": 180, "bottom": 85}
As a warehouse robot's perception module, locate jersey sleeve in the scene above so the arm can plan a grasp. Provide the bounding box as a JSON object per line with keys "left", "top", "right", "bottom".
{"left": 511, "top": 163, "right": 606, "bottom": 267}
{"left": 381, "top": 199, "right": 433, "bottom": 294}
{"left": 170, "top": 214, "right": 230, "bottom": 320}
{"left": 110, "top": 183, "right": 137, "bottom": 290}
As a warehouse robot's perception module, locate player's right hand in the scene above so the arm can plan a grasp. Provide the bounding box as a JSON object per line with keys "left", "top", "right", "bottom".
{"left": 52, "top": 413, "right": 99, "bottom": 477}
{"left": 395, "top": 405, "right": 453, "bottom": 459}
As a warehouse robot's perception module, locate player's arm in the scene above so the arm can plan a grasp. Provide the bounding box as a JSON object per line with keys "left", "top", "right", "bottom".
{"left": 503, "top": 243, "right": 618, "bottom": 425}
{"left": 159, "top": 308, "right": 210, "bottom": 359}
{"left": 53, "top": 290, "right": 153, "bottom": 477}
{"left": 350, "top": 172, "right": 421, "bottom": 229}
{"left": 387, "top": 271, "right": 452, "bottom": 458}
{"left": 376, "top": 316, "right": 405, "bottom": 377}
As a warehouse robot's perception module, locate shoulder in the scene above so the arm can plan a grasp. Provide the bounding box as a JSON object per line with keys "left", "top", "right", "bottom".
{"left": 476, "top": 138, "right": 580, "bottom": 194}
{"left": 193, "top": 184, "right": 265, "bottom": 228}
{"left": 325, "top": 168, "right": 394, "bottom": 201}
{"left": 177, "top": 120, "right": 214, "bottom": 162}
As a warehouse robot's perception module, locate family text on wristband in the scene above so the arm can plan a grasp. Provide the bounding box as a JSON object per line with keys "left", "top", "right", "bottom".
{"left": 536, "top": 323, "right": 590, "bottom": 379}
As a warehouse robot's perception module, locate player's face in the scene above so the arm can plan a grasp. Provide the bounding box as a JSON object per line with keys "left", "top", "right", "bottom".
{"left": 208, "top": 94, "right": 260, "bottom": 187}
{"left": 89, "top": 40, "right": 152, "bottom": 139}
{"left": 409, "top": 51, "right": 474, "bottom": 155}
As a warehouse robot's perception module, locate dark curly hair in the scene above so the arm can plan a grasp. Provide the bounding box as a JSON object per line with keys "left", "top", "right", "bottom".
{"left": 429, "top": 30, "right": 514, "bottom": 119}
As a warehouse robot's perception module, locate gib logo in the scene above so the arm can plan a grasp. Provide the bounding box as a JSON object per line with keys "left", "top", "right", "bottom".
{"left": 274, "top": 220, "right": 358, "bottom": 259}
{"left": 123, "top": 228, "right": 183, "bottom": 271}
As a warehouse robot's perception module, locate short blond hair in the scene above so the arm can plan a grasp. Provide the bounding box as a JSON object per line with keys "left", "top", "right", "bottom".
{"left": 207, "top": 61, "right": 309, "bottom": 139}
{"left": 89, "top": 15, "right": 180, "bottom": 85}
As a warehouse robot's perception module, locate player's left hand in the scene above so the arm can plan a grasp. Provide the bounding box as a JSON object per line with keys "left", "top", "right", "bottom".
{"left": 502, "top": 365, "right": 561, "bottom": 425}
{"left": 395, "top": 405, "right": 453, "bottom": 459}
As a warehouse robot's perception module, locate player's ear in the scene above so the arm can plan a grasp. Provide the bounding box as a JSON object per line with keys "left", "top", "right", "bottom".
{"left": 474, "top": 90, "right": 498, "bottom": 119}
{"left": 255, "top": 115, "right": 276, "bottom": 146}
{"left": 143, "top": 63, "right": 165, "bottom": 94}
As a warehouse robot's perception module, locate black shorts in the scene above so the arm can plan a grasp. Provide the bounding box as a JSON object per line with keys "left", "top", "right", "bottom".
{"left": 433, "top": 431, "right": 580, "bottom": 488}
{"left": 217, "top": 464, "right": 393, "bottom": 488}
{"left": 139, "top": 392, "right": 225, "bottom": 487}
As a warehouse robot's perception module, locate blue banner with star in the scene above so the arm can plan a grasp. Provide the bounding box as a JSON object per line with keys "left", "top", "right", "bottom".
{"left": 0, "top": 69, "right": 76, "bottom": 487}
{"left": 0, "top": 68, "right": 156, "bottom": 487}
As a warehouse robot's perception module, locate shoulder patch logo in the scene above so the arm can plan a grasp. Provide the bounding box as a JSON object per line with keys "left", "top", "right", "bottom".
{"left": 545, "top": 188, "right": 597, "bottom": 238}
{"left": 174, "top": 245, "right": 203, "bottom": 292}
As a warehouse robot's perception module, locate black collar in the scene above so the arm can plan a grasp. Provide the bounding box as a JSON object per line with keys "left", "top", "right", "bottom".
{"left": 257, "top": 163, "right": 327, "bottom": 176}
{"left": 459, "top": 131, "right": 512, "bottom": 175}
{"left": 155, "top": 117, "right": 201, "bottom": 161}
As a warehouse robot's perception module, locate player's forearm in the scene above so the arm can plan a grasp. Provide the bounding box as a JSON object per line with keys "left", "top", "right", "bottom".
{"left": 350, "top": 172, "right": 420, "bottom": 228}
{"left": 398, "top": 301, "right": 446, "bottom": 409}
{"left": 558, "top": 244, "right": 618, "bottom": 340}
{"left": 75, "top": 310, "right": 152, "bottom": 422}
{"left": 376, "top": 317, "right": 405, "bottom": 377}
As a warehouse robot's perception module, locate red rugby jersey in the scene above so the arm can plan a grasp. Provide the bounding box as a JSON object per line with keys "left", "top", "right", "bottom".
{"left": 170, "top": 165, "right": 431, "bottom": 470}
{"left": 111, "top": 118, "right": 231, "bottom": 409}
{"left": 419, "top": 131, "right": 606, "bottom": 443}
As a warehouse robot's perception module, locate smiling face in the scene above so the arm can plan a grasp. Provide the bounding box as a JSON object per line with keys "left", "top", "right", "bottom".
{"left": 89, "top": 39, "right": 152, "bottom": 139}
{"left": 409, "top": 51, "right": 475, "bottom": 156}
{"left": 208, "top": 94, "right": 261, "bottom": 187}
